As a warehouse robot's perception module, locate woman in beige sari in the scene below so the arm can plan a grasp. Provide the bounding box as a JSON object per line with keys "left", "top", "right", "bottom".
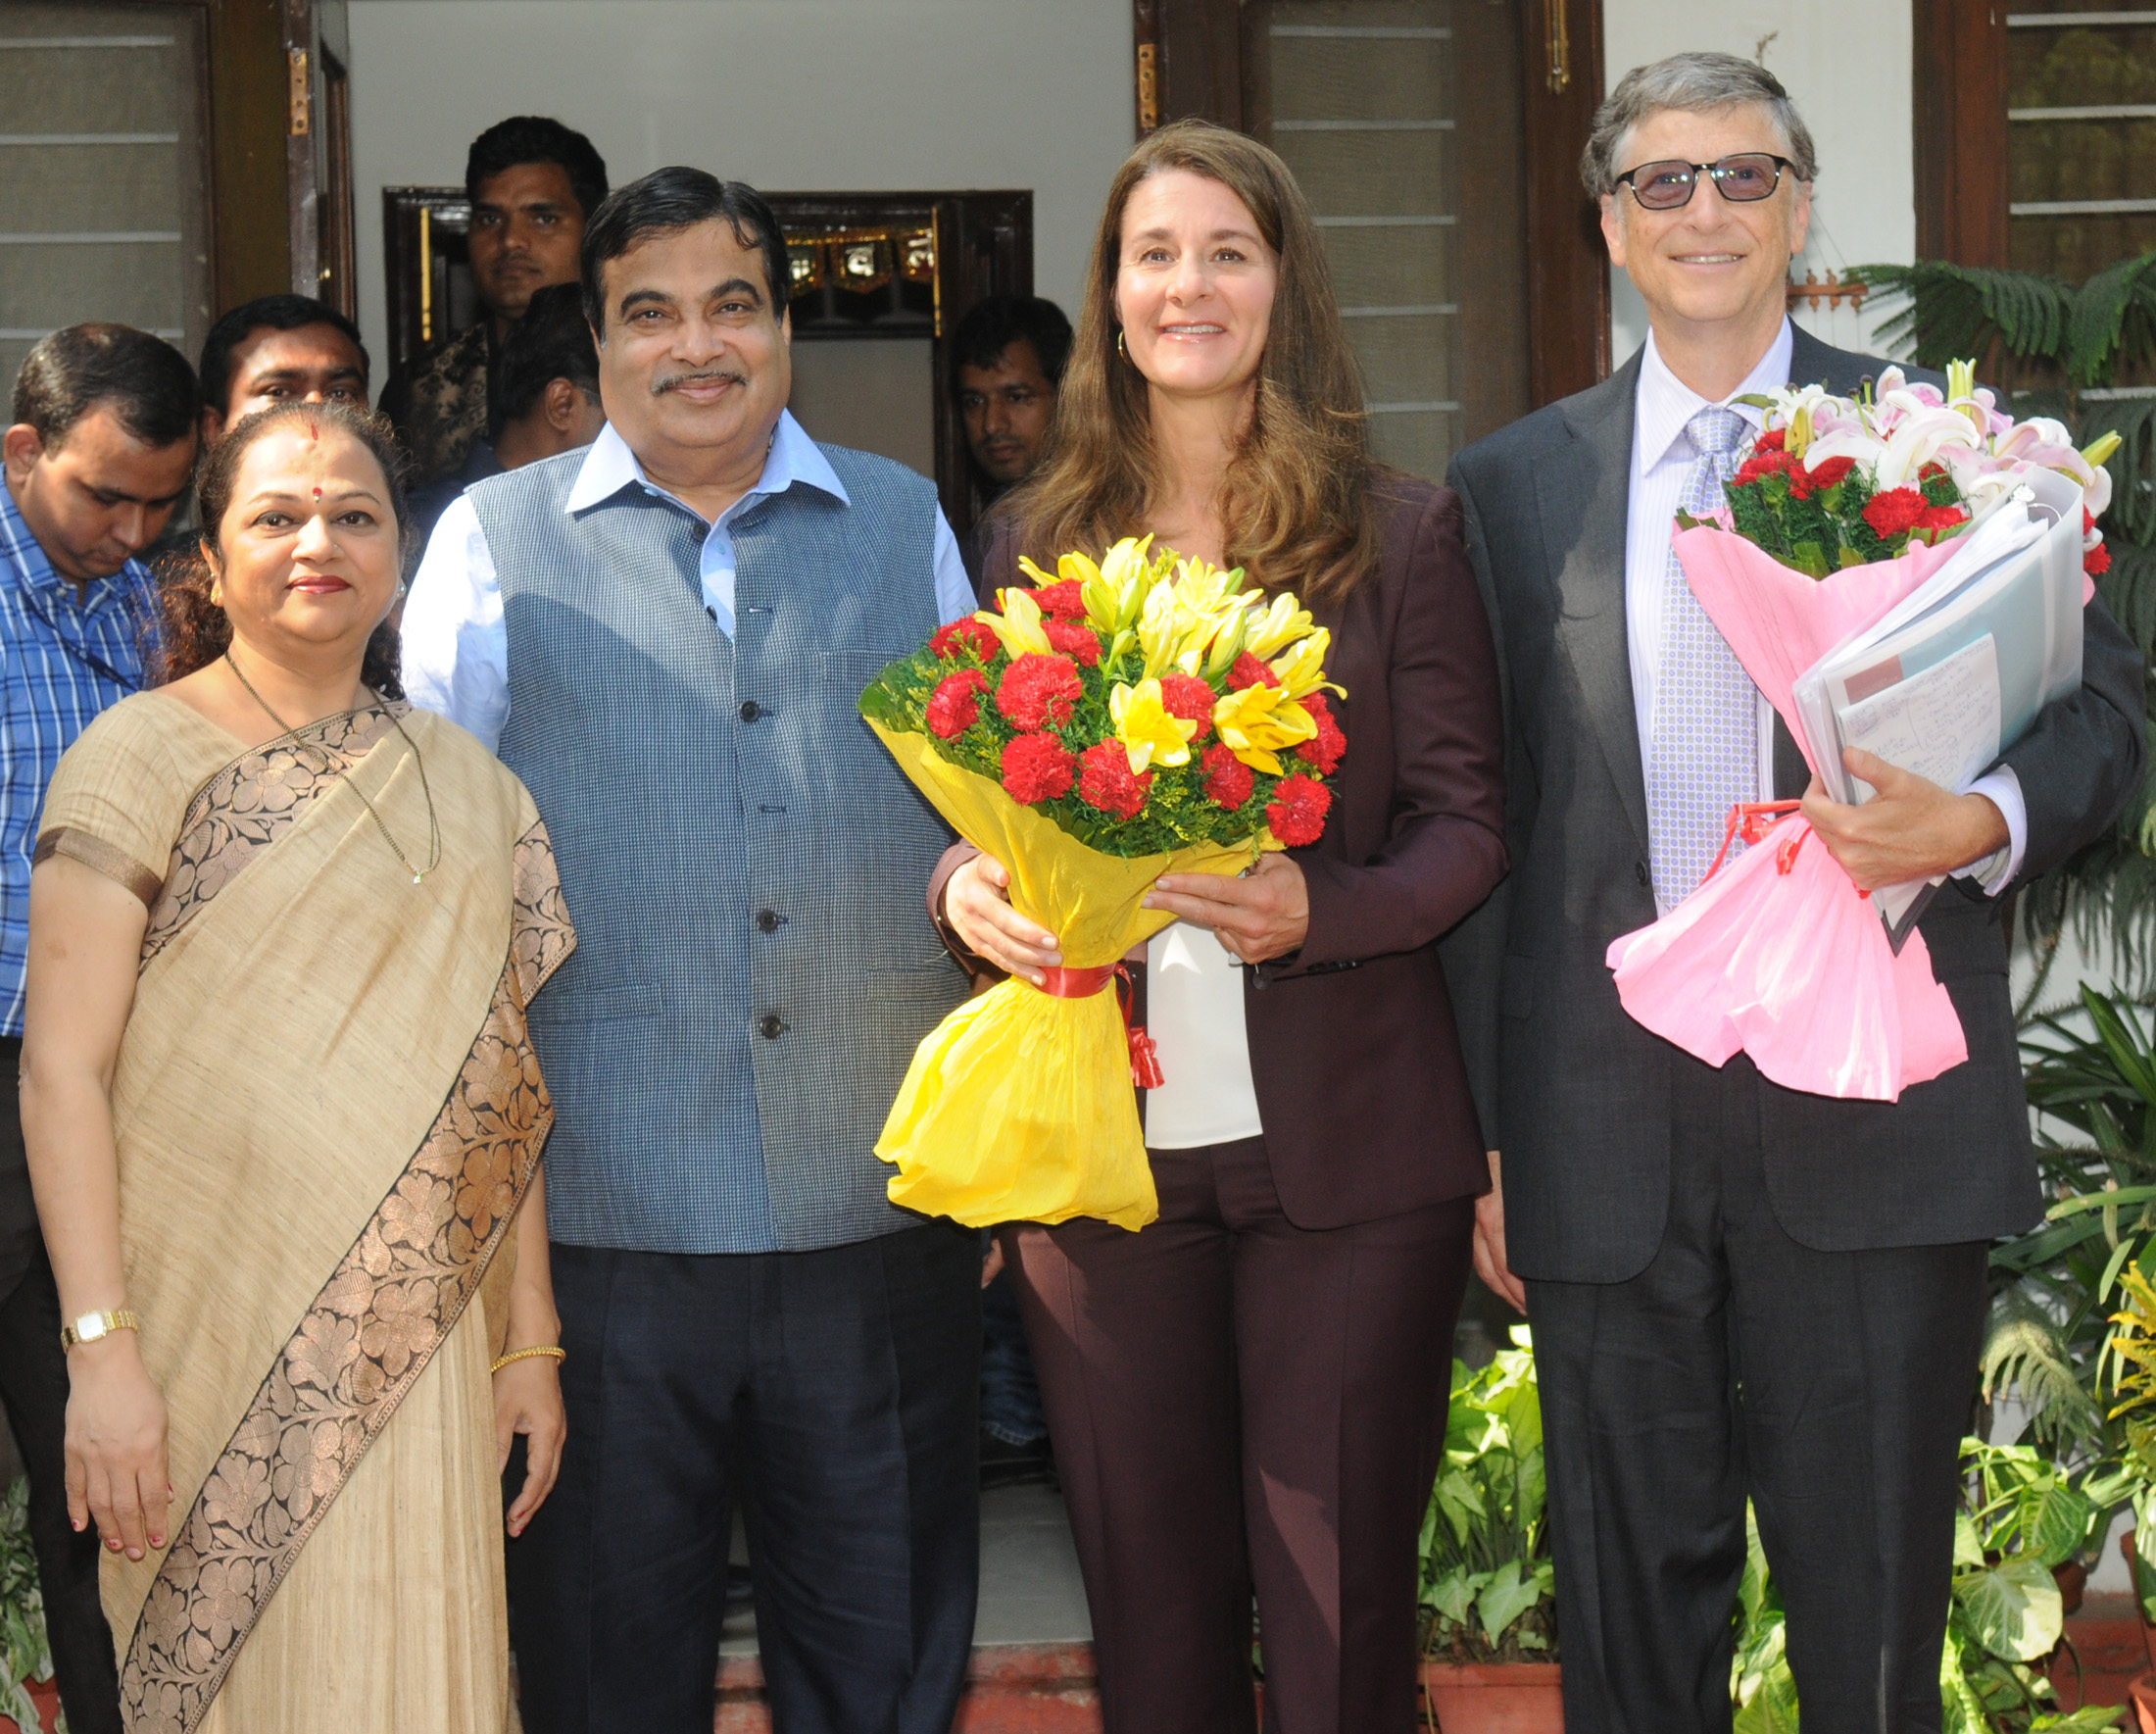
{"left": 20, "top": 401, "right": 573, "bottom": 1733}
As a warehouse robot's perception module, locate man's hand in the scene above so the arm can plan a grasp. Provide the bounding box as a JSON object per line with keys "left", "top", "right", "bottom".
{"left": 945, "top": 853, "right": 1060, "bottom": 986}
{"left": 1143, "top": 854, "right": 1310, "bottom": 965}
{"left": 1799, "top": 747, "right": 2008, "bottom": 893}
{"left": 1473, "top": 1150, "right": 1527, "bottom": 1314}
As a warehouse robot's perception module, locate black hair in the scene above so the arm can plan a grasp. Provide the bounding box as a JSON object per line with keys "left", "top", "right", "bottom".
{"left": 466, "top": 116, "right": 610, "bottom": 220}
{"left": 198, "top": 294, "right": 368, "bottom": 417}
{"left": 580, "top": 167, "right": 789, "bottom": 336}
{"left": 492, "top": 282, "right": 600, "bottom": 432}
{"left": 12, "top": 322, "right": 197, "bottom": 450}
{"left": 948, "top": 296, "right": 1074, "bottom": 399}
{"left": 158, "top": 401, "right": 408, "bottom": 696}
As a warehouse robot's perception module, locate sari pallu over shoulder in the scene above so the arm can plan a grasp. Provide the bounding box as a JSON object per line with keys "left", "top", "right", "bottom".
{"left": 68, "top": 704, "right": 572, "bottom": 1734}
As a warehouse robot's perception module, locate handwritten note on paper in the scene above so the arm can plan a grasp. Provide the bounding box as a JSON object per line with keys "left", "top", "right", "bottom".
{"left": 1838, "top": 634, "right": 2003, "bottom": 803}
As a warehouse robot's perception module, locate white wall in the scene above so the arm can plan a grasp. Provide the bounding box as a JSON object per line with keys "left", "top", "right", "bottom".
{"left": 1600, "top": 2, "right": 1917, "bottom": 363}
{"left": 344, "top": 0, "right": 1134, "bottom": 374}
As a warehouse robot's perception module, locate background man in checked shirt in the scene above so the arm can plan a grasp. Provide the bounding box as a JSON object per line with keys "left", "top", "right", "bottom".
{"left": 0, "top": 322, "right": 198, "bottom": 1734}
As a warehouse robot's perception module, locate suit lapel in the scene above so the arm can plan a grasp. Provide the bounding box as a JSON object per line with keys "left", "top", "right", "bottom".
{"left": 1540, "top": 355, "right": 1649, "bottom": 855}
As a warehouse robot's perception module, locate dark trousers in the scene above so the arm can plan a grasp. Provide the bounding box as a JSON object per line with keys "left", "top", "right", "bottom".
{"left": 509, "top": 1222, "right": 982, "bottom": 1734}
{"left": 0, "top": 1038, "right": 120, "bottom": 1734}
{"left": 1527, "top": 1053, "right": 1988, "bottom": 1734}
{"left": 1004, "top": 1135, "right": 1476, "bottom": 1734}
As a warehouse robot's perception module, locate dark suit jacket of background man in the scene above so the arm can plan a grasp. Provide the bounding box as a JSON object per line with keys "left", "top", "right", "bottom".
{"left": 1441, "top": 324, "right": 2146, "bottom": 1284}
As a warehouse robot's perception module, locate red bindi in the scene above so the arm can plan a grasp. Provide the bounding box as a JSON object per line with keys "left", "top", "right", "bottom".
{"left": 312, "top": 485, "right": 322, "bottom": 500}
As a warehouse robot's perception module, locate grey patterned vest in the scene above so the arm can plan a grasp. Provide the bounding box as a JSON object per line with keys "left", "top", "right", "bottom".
{"left": 467, "top": 442, "right": 965, "bottom": 1253}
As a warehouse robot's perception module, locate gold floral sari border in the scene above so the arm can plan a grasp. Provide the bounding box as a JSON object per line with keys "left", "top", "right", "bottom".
{"left": 143, "top": 706, "right": 404, "bottom": 966}
{"left": 119, "top": 824, "right": 574, "bottom": 1733}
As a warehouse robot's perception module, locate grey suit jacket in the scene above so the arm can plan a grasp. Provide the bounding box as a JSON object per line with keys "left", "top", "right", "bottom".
{"left": 1442, "top": 326, "right": 2147, "bottom": 1282}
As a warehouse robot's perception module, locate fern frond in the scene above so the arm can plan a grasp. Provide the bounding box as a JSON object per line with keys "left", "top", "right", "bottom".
{"left": 1983, "top": 1295, "right": 2105, "bottom": 1450}
{"left": 1850, "top": 262, "right": 2076, "bottom": 370}
{"left": 2068, "top": 253, "right": 2156, "bottom": 388}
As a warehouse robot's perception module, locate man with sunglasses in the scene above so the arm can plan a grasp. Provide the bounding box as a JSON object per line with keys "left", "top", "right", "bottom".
{"left": 1446, "top": 52, "right": 2144, "bottom": 1733}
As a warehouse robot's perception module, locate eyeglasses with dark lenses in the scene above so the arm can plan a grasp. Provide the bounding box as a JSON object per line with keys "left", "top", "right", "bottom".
{"left": 1616, "top": 154, "right": 1792, "bottom": 212}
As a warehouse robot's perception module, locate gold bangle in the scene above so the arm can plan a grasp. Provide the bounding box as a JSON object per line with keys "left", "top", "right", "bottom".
{"left": 490, "top": 1345, "right": 565, "bottom": 1375}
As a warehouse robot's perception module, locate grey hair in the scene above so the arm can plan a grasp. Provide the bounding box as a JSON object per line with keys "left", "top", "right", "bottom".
{"left": 1580, "top": 52, "right": 1819, "bottom": 200}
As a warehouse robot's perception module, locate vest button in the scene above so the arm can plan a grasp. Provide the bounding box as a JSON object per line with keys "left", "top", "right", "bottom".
{"left": 739, "top": 699, "right": 762, "bottom": 722}
{"left": 759, "top": 1014, "right": 786, "bottom": 1040}
{"left": 757, "top": 909, "right": 782, "bottom": 933}
{"left": 1635, "top": 861, "right": 1649, "bottom": 887}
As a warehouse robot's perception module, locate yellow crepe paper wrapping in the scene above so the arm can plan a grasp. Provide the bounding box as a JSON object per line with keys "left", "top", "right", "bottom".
{"left": 869, "top": 718, "right": 1272, "bottom": 1230}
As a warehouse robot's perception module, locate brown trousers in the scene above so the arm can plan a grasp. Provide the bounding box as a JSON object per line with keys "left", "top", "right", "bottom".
{"left": 1002, "top": 1135, "right": 1475, "bottom": 1734}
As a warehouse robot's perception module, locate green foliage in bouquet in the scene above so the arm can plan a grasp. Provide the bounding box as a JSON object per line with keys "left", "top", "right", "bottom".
{"left": 858, "top": 539, "right": 1345, "bottom": 859}
{"left": 1691, "top": 436, "right": 1968, "bottom": 579}
{"left": 1732, "top": 1445, "right": 2124, "bottom": 1734}
{"left": 1852, "top": 256, "right": 2156, "bottom": 988}
{"left": 1417, "top": 1327, "right": 1555, "bottom": 1664}
{"left": 0, "top": 1476, "right": 57, "bottom": 1734}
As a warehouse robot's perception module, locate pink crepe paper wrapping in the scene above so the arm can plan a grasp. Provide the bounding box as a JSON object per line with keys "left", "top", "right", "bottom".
{"left": 1603, "top": 526, "right": 1972, "bottom": 1101}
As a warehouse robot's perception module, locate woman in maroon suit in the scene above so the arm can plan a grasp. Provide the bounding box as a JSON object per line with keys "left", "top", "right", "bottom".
{"left": 938, "top": 119, "right": 1505, "bottom": 1732}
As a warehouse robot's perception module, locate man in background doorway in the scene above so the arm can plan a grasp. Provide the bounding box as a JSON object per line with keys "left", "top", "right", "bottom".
{"left": 408, "top": 281, "right": 604, "bottom": 539}
{"left": 198, "top": 295, "right": 369, "bottom": 446}
{"left": 949, "top": 294, "right": 1068, "bottom": 587}
{"left": 379, "top": 115, "right": 608, "bottom": 487}
{"left": 2, "top": 324, "right": 198, "bottom": 1734}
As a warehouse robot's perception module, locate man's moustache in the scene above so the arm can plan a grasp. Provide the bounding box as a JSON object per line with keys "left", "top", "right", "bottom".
{"left": 654, "top": 371, "right": 748, "bottom": 395}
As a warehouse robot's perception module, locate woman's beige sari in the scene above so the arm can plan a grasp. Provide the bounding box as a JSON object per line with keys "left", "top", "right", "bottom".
{"left": 36, "top": 689, "right": 573, "bottom": 1734}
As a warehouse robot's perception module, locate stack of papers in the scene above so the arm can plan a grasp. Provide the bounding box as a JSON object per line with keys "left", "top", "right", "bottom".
{"left": 1791, "top": 466, "right": 2087, "bottom": 947}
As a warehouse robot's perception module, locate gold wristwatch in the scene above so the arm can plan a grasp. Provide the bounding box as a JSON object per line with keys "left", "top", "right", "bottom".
{"left": 60, "top": 1309, "right": 138, "bottom": 1352}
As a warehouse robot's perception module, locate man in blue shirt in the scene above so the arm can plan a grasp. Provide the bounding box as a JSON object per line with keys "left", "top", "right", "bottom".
{"left": 404, "top": 170, "right": 979, "bottom": 1734}
{"left": 0, "top": 322, "right": 198, "bottom": 1734}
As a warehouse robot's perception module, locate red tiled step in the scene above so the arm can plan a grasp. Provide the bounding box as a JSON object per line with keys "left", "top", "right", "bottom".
{"left": 2052, "top": 1593, "right": 2153, "bottom": 1714}
{"left": 714, "top": 1642, "right": 1102, "bottom": 1733}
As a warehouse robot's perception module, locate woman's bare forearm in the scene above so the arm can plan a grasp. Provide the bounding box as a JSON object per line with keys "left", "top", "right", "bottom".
{"left": 504, "top": 1167, "right": 560, "bottom": 1351}
{"left": 20, "top": 1068, "right": 128, "bottom": 1318}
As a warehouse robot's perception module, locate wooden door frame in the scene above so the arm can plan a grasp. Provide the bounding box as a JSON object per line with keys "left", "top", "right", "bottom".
{"left": 1911, "top": 0, "right": 2009, "bottom": 268}
{"left": 1131, "top": 0, "right": 1608, "bottom": 405}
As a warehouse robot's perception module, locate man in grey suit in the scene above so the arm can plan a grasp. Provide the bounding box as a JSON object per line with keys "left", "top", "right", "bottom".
{"left": 1446, "top": 53, "right": 2145, "bottom": 1733}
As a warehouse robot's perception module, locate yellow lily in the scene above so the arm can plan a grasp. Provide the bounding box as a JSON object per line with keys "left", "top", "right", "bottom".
{"left": 2084, "top": 429, "right": 2124, "bottom": 470}
{"left": 1212, "top": 682, "right": 1317, "bottom": 775}
{"left": 1136, "top": 577, "right": 1191, "bottom": 680}
{"left": 1109, "top": 678, "right": 1200, "bottom": 773}
{"left": 1092, "top": 536, "right": 1160, "bottom": 634}
{"left": 975, "top": 586, "right": 1053, "bottom": 659}
{"left": 1244, "top": 592, "right": 1319, "bottom": 659}
{"left": 1268, "top": 630, "right": 1345, "bottom": 701}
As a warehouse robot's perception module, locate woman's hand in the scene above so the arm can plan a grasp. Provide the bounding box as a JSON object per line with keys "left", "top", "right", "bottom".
{"left": 945, "top": 853, "right": 1061, "bottom": 986}
{"left": 65, "top": 1333, "right": 170, "bottom": 1561}
{"left": 496, "top": 1355, "right": 565, "bottom": 1537}
{"left": 1144, "top": 854, "right": 1310, "bottom": 965}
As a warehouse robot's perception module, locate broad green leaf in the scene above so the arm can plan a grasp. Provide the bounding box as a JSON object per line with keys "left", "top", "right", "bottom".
{"left": 1475, "top": 1557, "right": 1552, "bottom": 1645}
{"left": 2015, "top": 1476, "right": 2098, "bottom": 1567}
{"left": 1435, "top": 1468, "right": 1484, "bottom": 1546}
{"left": 1953, "top": 1555, "right": 2064, "bottom": 1661}
{"left": 1426, "top": 1563, "right": 1484, "bottom": 1625}
{"left": 1953, "top": 1510, "right": 1984, "bottom": 1570}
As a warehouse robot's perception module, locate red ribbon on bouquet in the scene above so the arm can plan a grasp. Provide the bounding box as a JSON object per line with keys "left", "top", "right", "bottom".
{"left": 1702, "top": 800, "right": 1816, "bottom": 883}
{"left": 1034, "top": 962, "right": 1165, "bottom": 1089}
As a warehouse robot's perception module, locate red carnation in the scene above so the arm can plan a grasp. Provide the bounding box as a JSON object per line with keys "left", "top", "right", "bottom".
{"left": 1752, "top": 426, "right": 1787, "bottom": 452}
{"left": 1159, "top": 672, "right": 1217, "bottom": 742}
{"left": 1789, "top": 454, "right": 1856, "bottom": 501}
{"left": 1862, "top": 487, "right": 1928, "bottom": 539}
{"left": 1734, "top": 448, "right": 1795, "bottom": 489}
{"left": 1919, "top": 461, "right": 1948, "bottom": 482}
{"left": 2087, "top": 541, "right": 2112, "bottom": 577}
{"left": 1029, "top": 580, "right": 1088, "bottom": 621}
{"left": 1077, "top": 740, "right": 1153, "bottom": 819}
{"left": 2086, "top": 507, "right": 2099, "bottom": 534}
{"left": 1201, "top": 742, "right": 1253, "bottom": 809}
{"left": 1916, "top": 504, "right": 1967, "bottom": 531}
{"left": 1296, "top": 691, "right": 1348, "bottom": 773}
{"left": 926, "top": 669, "right": 989, "bottom": 739}
{"left": 1227, "top": 652, "right": 1281, "bottom": 691}
{"left": 1043, "top": 619, "right": 1102, "bottom": 667}
{"left": 1266, "top": 773, "right": 1333, "bottom": 847}
{"left": 996, "top": 653, "right": 1084, "bottom": 730}
{"left": 929, "top": 618, "right": 999, "bottom": 662}
{"left": 1001, "top": 731, "right": 1076, "bottom": 804}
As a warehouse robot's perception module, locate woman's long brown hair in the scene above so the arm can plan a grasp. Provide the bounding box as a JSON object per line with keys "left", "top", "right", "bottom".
{"left": 1010, "top": 119, "right": 1380, "bottom": 605}
{"left": 155, "top": 401, "right": 408, "bottom": 696}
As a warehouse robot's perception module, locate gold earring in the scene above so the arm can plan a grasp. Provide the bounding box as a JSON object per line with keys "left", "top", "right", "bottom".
{"left": 1116, "top": 328, "right": 1129, "bottom": 363}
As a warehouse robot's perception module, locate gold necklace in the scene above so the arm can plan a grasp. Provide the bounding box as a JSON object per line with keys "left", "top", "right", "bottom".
{"left": 223, "top": 650, "right": 443, "bottom": 885}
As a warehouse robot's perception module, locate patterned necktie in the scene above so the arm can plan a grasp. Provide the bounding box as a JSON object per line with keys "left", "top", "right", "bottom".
{"left": 1645, "top": 404, "right": 1759, "bottom": 910}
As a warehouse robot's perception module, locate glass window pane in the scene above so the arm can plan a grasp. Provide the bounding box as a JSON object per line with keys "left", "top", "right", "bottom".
{"left": 2005, "top": 4, "right": 2156, "bottom": 282}
{"left": 0, "top": 4, "right": 210, "bottom": 389}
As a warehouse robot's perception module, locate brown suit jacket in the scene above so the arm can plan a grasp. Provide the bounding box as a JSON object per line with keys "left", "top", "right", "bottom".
{"left": 934, "top": 474, "right": 1507, "bottom": 1228}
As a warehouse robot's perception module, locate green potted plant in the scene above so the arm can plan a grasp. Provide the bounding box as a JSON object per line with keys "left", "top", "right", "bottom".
{"left": 0, "top": 1476, "right": 60, "bottom": 1734}
{"left": 1733, "top": 1444, "right": 2125, "bottom": 1732}
{"left": 1418, "top": 1326, "right": 1561, "bottom": 1730}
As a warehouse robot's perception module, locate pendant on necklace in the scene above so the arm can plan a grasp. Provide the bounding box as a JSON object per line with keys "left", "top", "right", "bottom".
{"left": 412, "top": 872, "right": 423, "bottom": 885}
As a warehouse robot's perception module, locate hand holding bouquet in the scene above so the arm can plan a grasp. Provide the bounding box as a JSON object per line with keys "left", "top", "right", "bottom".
{"left": 860, "top": 537, "right": 1346, "bottom": 1229}
{"left": 1606, "top": 362, "right": 2117, "bottom": 1101}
